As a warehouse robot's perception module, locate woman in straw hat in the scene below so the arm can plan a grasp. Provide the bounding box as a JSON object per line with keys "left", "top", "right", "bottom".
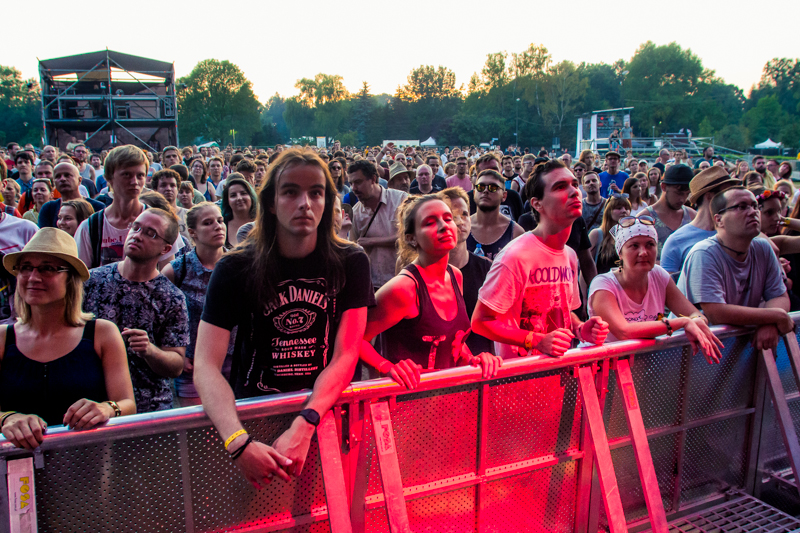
{"left": 0, "top": 228, "right": 135, "bottom": 449}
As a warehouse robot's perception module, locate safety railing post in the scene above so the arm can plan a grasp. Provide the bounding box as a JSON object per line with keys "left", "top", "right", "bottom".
{"left": 476, "top": 383, "right": 490, "bottom": 533}
{"left": 577, "top": 359, "right": 610, "bottom": 533}
{"left": 615, "top": 358, "right": 669, "bottom": 532}
{"left": 318, "top": 410, "right": 353, "bottom": 533}
{"left": 576, "top": 364, "right": 628, "bottom": 533}
{"left": 761, "top": 346, "right": 800, "bottom": 497}
{"left": 349, "top": 400, "right": 370, "bottom": 533}
{"left": 369, "top": 401, "right": 410, "bottom": 533}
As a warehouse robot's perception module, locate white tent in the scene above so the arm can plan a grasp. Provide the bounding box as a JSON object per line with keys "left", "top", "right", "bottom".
{"left": 420, "top": 137, "right": 437, "bottom": 146}
{"left": 754, "top": 138, "right": 782, "bottom": 149}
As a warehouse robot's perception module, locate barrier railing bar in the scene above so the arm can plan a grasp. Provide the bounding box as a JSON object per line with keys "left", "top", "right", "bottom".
{"left": 318, "top": 411, "right": 353, "bottom": 533}
{"left": 0, "top": 458, "right": 8, "bottom": 533}
{"left": 615, "top": 358, "right": 669, "bottom": 532}
{"left": 233, "top": 506, "right": 330, "bottom": 533}
{"left": 476, "top": 382, "right": 490, "bottom": 533}
{"left": 745, "top": 345, "right": 769, "bottom": 497}
{"left": 607, "top": 406, "right": 756, "bottom": 451}
{"left": 369, "top": 401, "right": 410, "bottom": 533}
{"left": 583, "top": 359, "right": 611, "bottom": 533}
{"left": 1, "top": 321, "right": 770, "bottom": 457}
{"left": 761, "top": 347, "right": 800, "bottom": 498}
{"left": 784, "top": 334, "right": 800, "bottom": 390}
{"left": 177, "top": 430, "right": 195, "bottom": 533}
{"left": 349, "top": 401, "right": 370, "bottom": 533}
{"left": 577, "top": 365, "right": 628, "bottom": 533}
{"left": 672, "top": 345, "right": 693, "bottom": 512}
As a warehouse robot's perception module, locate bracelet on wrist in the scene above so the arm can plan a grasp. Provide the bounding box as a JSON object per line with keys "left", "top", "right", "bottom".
{"left": 105, "top": 400, "right": 121, "bottom": 418}
{"left": 1, "top": 411, "right": 19, "bottom": 429}
{"left": 661, "top": 317, "right": 673, "bottom": 336}
{"left": 523, "top": 331, "right": 535, "bottom": 351}
{"left": 230, "top": 436, "right": 253, "bottom": 461}
{"left": 224, "top": 429, "right": 248, "bottom": 451}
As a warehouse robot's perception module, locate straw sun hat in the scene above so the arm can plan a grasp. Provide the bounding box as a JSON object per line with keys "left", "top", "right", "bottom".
{"left": 3, "top": 227, "right": 90, "bottom": 281}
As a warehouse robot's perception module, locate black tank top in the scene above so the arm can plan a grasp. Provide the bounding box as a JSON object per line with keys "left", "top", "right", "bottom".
{"left": 466, "top": 219, "right": 515, "bottom": 260}
{"left": 1, "top": 320, "right": 108, "bottom": 426}
{"left": 382, "top": 264, "right": 471, "bottom": 370}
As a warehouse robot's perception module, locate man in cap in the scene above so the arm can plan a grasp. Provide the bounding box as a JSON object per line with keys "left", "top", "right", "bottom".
{"left": 660, "top": 166, "right": 740, "bottom": 278}
{"left": 642, "top": 164, "right": 696, "bottom": 259}
{"left": 598, "top": 151, "right": 629, "bottom": 195}
{"left": 678, "top": 187, "right": 791, "bottom": 350}
{"left": 387, "top": 161, "right": 413, "bottom": 193}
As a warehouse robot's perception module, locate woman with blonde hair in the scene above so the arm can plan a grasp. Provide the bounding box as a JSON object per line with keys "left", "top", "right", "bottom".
{"left": 361, "top": 193, "right": 502, "bottom": 389}
{"left": 0, "top": 228, "right": 135, "bottom": 449}
{"left": 589, "top": 195, "right": 632, "bottom": 275}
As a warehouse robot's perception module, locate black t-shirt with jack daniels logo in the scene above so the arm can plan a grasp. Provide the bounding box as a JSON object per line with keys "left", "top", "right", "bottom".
{"left": 202, "top": 245, "right": 373, "bottom": 398}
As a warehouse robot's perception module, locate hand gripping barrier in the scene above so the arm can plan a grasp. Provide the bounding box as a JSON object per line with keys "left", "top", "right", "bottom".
{"left": 4, "top": 315, "right": 800, "bottom": 532}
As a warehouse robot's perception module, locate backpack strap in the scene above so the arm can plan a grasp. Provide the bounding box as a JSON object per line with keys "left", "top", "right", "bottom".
{"left": 88, "top": 210, "right": 105, "bottom": 269}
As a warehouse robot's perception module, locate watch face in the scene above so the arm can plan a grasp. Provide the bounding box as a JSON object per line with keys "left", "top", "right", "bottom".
{"left": 301, "top": 409, "right": 320, "bottom": 426}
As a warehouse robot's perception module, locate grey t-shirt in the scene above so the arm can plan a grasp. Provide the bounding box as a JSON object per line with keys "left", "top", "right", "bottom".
{"left": 582, "top": 199, "right": 606, "bottom": 232}
{"left": 677, "top": 236, "right": 786, "bottom": 309}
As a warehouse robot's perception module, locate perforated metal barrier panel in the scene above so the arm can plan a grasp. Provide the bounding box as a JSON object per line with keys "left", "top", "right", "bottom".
{"left": 3, "top": 323, "right": 800, "bottom": 533}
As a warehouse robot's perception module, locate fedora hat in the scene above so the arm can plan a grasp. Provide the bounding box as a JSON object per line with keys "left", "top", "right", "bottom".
{"left": 688, "top": 166, "right": 741, "bottom": 205}
{"left": 4, "top": 227, "right": 90, "bottom": 281}
{"left": 388, "top": 161, "right": 414, "bottom": 182}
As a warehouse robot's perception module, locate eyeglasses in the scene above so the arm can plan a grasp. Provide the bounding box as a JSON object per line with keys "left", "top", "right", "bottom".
{"left": 717, "top": 202, "right": 758, "bottom": 215}
{"left": 14, "top": 264, "right": 71, "bottom": 277}
{"left": 128, "top": 222, "right": 171, "bottom": 244}
{"left": 475, "top": 183, "right": 502, "bottom": 193}
{"left": 618, "top": 215, "right": 655, "bottom": 228}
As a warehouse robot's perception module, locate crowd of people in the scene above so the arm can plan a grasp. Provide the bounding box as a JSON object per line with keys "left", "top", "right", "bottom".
{"left": 0, "top": 138, "right": 795, "bottom": 489}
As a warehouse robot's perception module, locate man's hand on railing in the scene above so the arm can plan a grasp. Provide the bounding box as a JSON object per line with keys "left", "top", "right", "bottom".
{"left": 753, "top": 324, "right": 781, "bottom": 351}
{"left": 777, "top": 311, "right": 796, "bottom": 336}
{"left": 684, "top": 318, "right": 723, "bottom": 364}
{"left": 236, "top": 440, "right": 292, "bottom": 489}
{"left": 1, "top": 413, "right": 47, "bottom": 450}
{"left": 469, "top": 352, "right": 503, "bottom": 379}
{"left": 271, "top": 416, "right": 317, "bottom": 478}
{"left": 536, "top": 328, "right": 574, "bottom": 357}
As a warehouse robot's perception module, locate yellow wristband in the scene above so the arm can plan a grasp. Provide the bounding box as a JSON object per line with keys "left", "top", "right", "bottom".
{"left": 224, "top": 429, "right": 248, "bottom": 451}
{"left": 524, "top": 331, "right": 535, "bottom": 351}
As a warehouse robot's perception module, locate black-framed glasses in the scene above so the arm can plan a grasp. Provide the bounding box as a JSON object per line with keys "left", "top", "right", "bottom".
{"left": 618, "top": 215, "right": 655, "bottom": 228}
{"left": 128, "top": 222, "right": 171, "bottom": 244}
{"left": 717, "top": 201, "right": 758, "bottom": 216}
{"left": 475, "top": 183, "right": 502, "bottom": 193}
{"left": 13, "top": 264, "right": 71, "bottom": 277}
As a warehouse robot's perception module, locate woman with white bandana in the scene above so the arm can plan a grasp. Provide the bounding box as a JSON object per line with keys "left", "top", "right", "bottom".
{"left": 586, "top": 215, "right": 723, "bottom": 364}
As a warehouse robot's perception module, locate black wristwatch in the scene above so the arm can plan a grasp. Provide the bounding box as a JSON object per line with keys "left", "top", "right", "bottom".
{"left": 299, "top": 408, "right": 320, "bottom": 427}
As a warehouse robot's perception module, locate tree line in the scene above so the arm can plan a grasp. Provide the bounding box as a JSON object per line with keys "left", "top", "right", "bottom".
{"left": 2, "top": 42, "right": 799, "bottom": 152}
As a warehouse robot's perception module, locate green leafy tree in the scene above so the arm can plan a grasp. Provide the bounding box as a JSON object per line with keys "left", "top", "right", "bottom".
{"left": 294, "top": 73, "right": 349, "bottom": 107}
{"left": 0, "top": 66, "right": 41, "bottom": 146}
{"left": 742, "top": 95, "right": 786, "bottom": 144}
{"left": 480, "top": 52, "right": 510, "bottom": 91}
{"left": 509, "top": 44, "right": 551, "bottom": 78}
{"left": 622, "top": 42, "right": 710, "bottom": 135}
{"left": 542, "top": 61, "right": 588, "bottom": 142}
{"left": 396, "top": 65, "right": 461, "bottom": 102}
{"left": 353, "top": 82, "right": 373, "bottom": 146}
{"left": 177, "top": 59, "right": 261, "bottom": 145}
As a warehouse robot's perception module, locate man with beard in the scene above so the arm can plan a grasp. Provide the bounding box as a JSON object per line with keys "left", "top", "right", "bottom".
{"left": 598, "top": 151, "right": 629, "bottom": 195}
{"left": 467, "top": 170, "right": 524, "bottom": 261}
{"left": 752, "top": 155, "right": 776, "bottom": 189}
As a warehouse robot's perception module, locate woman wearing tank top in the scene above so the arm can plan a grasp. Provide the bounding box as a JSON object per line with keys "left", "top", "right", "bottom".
{"left": 0, "top": 228, "right": 135, "bottom": 450}
{"left": 360, "top": 194, "right": 503, "bottom": 389}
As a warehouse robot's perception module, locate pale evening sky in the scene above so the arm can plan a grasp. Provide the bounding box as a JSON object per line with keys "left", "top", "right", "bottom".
{"left": 3, "top": 0, "right": 798, "bottom": 104}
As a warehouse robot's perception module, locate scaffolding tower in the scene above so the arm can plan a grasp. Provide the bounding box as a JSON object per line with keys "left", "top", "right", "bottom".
{"left": 39, "top": 49, "right": 178, "bottom": 152}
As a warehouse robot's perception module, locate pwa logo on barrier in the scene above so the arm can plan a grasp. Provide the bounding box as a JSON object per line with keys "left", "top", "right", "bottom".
{"left": 7, "top": 456, "right": 37, "bottom": 533}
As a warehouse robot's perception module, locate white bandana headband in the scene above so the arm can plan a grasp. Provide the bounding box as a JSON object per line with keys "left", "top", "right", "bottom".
{"left": 609, "top": 219, "right": 659, "bottom": 255}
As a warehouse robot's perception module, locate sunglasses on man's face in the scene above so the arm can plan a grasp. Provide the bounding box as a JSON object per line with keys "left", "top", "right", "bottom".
{"left": 475, "top": 183, "right": 502, "bottom": 193}
{"left": 618, "top": 215, "right": 655, "bottom": 228}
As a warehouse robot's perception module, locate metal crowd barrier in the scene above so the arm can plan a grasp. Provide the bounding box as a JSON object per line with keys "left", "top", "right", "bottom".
{"left": 5, "top": 314, "right": 800, "bottom": 532}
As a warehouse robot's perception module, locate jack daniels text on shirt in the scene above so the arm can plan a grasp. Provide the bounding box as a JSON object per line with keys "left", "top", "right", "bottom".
{"left": 202, "top": 246, "right": 373, "bottom": 398}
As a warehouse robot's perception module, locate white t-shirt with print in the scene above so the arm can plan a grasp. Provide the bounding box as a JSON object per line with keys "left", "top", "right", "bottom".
{"left": 586, "top": 266, "right": 671, "bottom": 344}
{"left": 478, "top": 232, "right": 581, "bottom": 359}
